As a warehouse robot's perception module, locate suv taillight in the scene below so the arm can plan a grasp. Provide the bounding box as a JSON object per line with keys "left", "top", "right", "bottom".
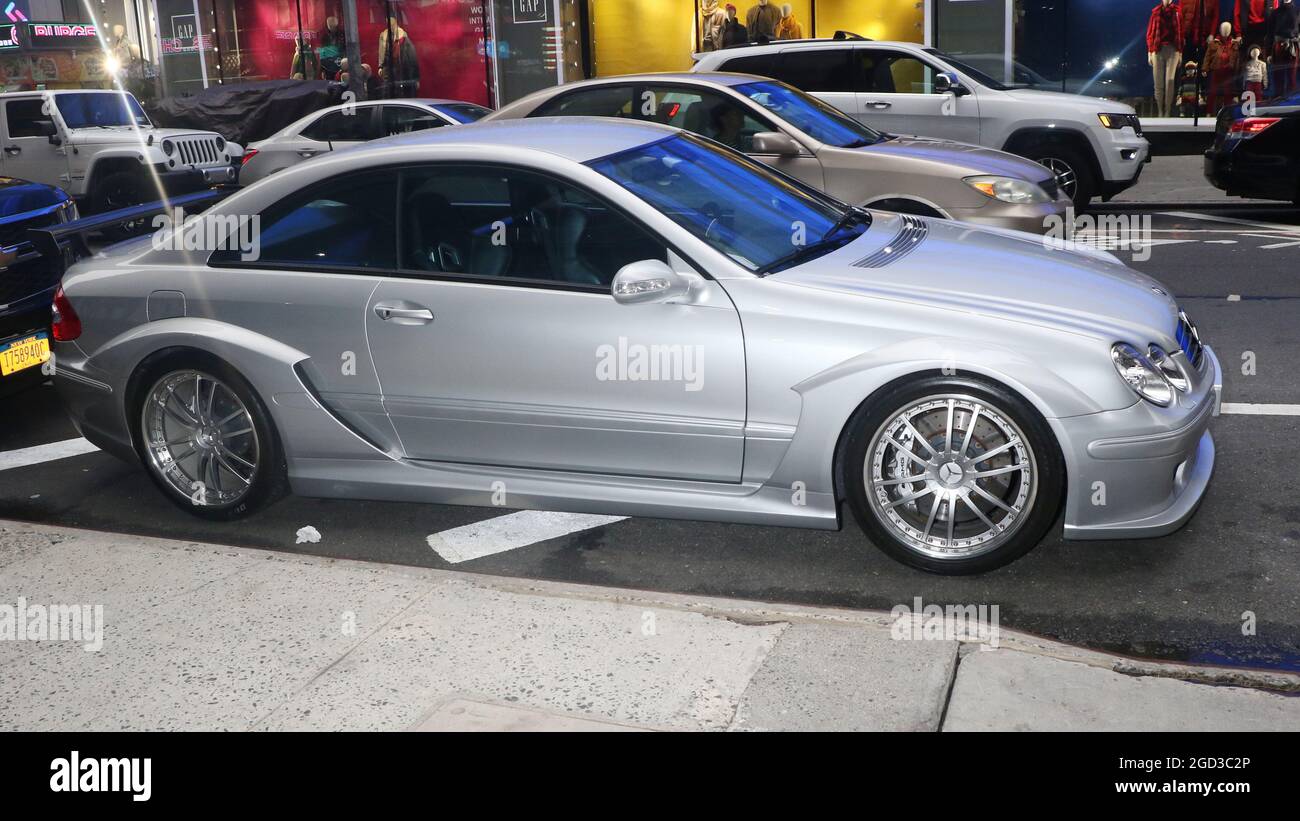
{"left": 51, "top": 285, "right": 81, "bottom": 341}
{"left": 240, "top": 148, "right": 258, "bottom": 166}
{"left": 1228, "top": 117, "right": 1280, "bottom": 138}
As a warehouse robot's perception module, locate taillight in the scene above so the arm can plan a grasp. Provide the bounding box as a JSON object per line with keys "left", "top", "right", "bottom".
{"left": 51, "top": 285, "right": 81, "bottom": 341}
{"left": 1228, "top": 117, "right": 1280, "bottom": 138}
{"left": 240, "top": 148, "right": 259, "bottom": 166}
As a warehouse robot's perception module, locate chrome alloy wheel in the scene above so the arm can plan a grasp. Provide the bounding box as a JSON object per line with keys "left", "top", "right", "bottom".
{"left": 1037, "top": 157, "right": 1078, "bottom": 200}
{"left": 141, "top": 370, "right": 260, "bottom": 507}
{"left": 864, "top": 395, "right": 1037, "bottom": 560}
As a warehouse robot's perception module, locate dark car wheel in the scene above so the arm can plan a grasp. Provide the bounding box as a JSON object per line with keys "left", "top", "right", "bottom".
{"left": 89, "top": 171, "right": 155, "bottom": 240}
{"left": 1025, "top": 145, "right": 1096, "bottom": 210}
{"left": 843, "top": 374, "right": 1065, "bottom": 575}
{"left": 133, "top": 356, "right": 287, "bottom": 520}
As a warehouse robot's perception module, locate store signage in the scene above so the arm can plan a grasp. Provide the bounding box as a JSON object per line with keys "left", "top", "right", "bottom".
{"left": 24, "top": 21, "right": 100, "bottom": 50}
{"left": 0, "top": 22, "right": 17, "bottom": 50}
{"left": 513, "top": 0, "right": 547, "bottom": 25}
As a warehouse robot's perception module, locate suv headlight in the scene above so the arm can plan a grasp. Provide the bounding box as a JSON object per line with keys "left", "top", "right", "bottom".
{"left": 1147, "top": 344, "right": 1190, "bottom": 393}
{"left": 964, "top": 175, "right": 1051, "bottom": 204}
{"left": 1111, "top": 342, "right": 1173, "bottom": 406}
{"left": 161, "top": 139, "right": 174, "bottom": 156}
{"left": 1097, "top": 112, "right": 1135, "bottom": 129}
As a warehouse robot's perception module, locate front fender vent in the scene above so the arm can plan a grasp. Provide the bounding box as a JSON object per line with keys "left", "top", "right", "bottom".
{"left": 852, "top": 215, "right": 928, "bottom": 269}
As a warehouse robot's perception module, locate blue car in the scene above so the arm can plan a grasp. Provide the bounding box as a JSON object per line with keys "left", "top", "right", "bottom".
{"left": 0, "top": 176, "right": 78, "bottom": 395}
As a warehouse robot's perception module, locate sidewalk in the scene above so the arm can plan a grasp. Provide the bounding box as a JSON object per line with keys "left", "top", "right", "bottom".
{"left": 1, "top": 519, "right": 1296, "bottom": 732}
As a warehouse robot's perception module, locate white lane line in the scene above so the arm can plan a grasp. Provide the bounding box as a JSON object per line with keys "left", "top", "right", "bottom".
{"left": 0, "top": 437, "right": 99, "bottom": 471}
{"left": 426, "top": 510, "right": 628, "bottom": 564}
{"left": 1162, "top": 211, "right": 1300, "bottom": 235}
{"left": 1220, "top": 403, "right": 1300, "bottom": 416}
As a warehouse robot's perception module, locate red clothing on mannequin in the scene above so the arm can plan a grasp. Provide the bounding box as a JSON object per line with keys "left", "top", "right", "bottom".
{"left": 1236, "top": 0, "right": 1280, "bottom": 34}
{"left": 1148, "top": 2, "right": 1183, "bottom": 53}
{"left": 1180, "top": 0, "right": 1218, "bottom": 46}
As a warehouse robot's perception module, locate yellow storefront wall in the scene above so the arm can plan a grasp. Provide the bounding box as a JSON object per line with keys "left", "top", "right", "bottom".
{"left": 589, "top": 1, "right": 816, "bottom": 77}
{"left": 812, "top": 0, "right": 923, "bottom": 42}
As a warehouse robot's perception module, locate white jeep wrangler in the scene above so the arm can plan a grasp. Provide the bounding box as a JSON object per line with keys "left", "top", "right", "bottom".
{"left": 0, "top": 89, "right": 241, "bottom": 217}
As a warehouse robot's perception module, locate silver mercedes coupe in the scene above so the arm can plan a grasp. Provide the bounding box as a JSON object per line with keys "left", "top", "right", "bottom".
{"left": 50, "top": 118, "right": 1221, "bottom": 574}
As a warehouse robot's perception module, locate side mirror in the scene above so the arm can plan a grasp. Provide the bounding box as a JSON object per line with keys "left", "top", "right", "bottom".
{"left": 34, "top": 119, "right": 60, "bottom": 145}
{"left": 611, "top": 259, "right": 690, "bottom": 305}
{"left": 934, "top": 72, "right": 968, "bottom": 96}
{"left": 750, "top": 131, "right": 803, "bottom": 157}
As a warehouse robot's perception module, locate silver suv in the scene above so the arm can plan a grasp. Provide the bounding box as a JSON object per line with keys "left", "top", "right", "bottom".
{"left": 694, "top": 40, "right": 1151, "bottom": 208}
{"left": 0, "top": 90, "right": 240, "bottom": 216}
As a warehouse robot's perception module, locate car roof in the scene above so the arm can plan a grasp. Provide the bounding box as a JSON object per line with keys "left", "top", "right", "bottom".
{"left": 353, "top": 116, "right": 680, "bottom": 163}
{"left": 702, "top": 39, "right": 920, "bottom": 59}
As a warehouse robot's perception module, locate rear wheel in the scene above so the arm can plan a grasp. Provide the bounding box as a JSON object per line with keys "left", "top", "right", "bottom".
{"left": 135, "top": 358, "right": 286, "bottom": 520}
{"left": 843, "top": 375, "right": 1064, "bottom": 575}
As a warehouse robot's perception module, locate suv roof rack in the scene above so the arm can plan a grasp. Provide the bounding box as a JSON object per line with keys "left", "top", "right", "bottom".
{"left": 719, "top": 31, "right": 869, "bottom": 49}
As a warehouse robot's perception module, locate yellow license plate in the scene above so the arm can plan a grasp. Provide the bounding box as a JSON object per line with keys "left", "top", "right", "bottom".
{"left": 0, "top": 333, "right": 51, "bottom": 376}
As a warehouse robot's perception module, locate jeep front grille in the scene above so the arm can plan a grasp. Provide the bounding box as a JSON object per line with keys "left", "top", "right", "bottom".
{"left": 175, "top": 136, "right": 223, "bottom": 166}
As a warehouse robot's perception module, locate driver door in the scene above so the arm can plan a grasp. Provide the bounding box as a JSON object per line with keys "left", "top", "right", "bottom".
{"left": 366, "top": 163, "right": 747, "bottom": 482}
{"left": 1, "top": 97, "right": 69, "bottom": 187}
{"left": 854, "top": 48, "right": 981, "bottom": 144}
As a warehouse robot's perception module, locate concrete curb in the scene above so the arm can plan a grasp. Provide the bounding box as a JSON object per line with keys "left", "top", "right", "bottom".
{"left": 1, "top": 518, "right": 1297, "bottom": 731}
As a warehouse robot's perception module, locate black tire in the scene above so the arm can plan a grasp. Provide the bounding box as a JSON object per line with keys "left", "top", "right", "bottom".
{"left": 1023, "top": 144, "right": 1097, "bottom": 210}
{"left": 88, "top": 171, "right": 154, "bottom": 241}
{"left": 131, "top": 351, "right": 288, "bottom": 521}
{"left": 842, "top": 373, "right": 1065, "bottom": 575}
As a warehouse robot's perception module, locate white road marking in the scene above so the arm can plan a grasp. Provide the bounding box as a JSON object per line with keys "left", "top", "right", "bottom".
{"left": 426, "top": 510, "right": 628, "bottom": 564}
{"left": 1258, "top": 240, "right": 1300, "bottom": 250}
{"left": 1227, "top": 294, "right": 1241, "bottom": 301}
{"left": 1220, "top": 403, "right": 1300, "bottom": 416}
{"left": 1162, "top": 211, "right": 1300, "bottom": 235}
{"left": 1203, "top": 240, "right": 1238, "bottom": 244}
{"left": 0, "top": 437, "right": 99, "bottom": 471}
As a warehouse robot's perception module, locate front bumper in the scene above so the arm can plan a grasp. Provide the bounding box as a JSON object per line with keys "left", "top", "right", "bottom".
{"left": 154, "top": 164, "right": 239, "bottom": 195}
{"left": 1055, "top": 345, "right": 1221, "bottom": 540}
{"left": 947, "top": 196, "right": 1071, "bottom": 235}
{"left": 1096, "top": 129, "right": 1150, "bottom": 197}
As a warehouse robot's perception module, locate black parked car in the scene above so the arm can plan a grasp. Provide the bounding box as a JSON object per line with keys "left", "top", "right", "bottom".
{"left": 0, "top": 176, "right": 77, "bottom": 395}
{"left": 1204, "top": 92, "right": 1300, "bottom": 205}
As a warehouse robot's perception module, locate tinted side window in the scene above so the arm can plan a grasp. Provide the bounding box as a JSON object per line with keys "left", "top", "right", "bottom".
{"left": 399, "top": 165, "right": 666, "bottom": 287}
{"left": 773, "top": 50, "right": 857, "bottom": 93}
{"left": 213, "top": 171, "right": 397, "bottom": 268}
{"left": 638, "top": 86, "right": 772, "bottom": 152}
{"left": 717, "top": 54, "right": 777, "bottom": 77}
{"left": 860, "top": 51, "right": 936, "bottom": 94}
{"left": 531, "top": 86, "right": 635, "bottom": 117}
{"left": 301, "top": 109, "right": 380, "bottom": 141}
{"left": 6, "top": 99, "right": 50, "bottom": 138}
{"left": 381, "top": 105, "right": 445, "bottom": 136}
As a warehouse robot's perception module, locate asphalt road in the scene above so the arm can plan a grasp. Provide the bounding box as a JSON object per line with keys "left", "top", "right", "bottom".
{"left": 2, "top": 204, "right": 1299, "bottom": 673}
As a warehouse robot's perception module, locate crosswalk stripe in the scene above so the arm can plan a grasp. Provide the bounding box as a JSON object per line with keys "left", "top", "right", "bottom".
{"left": 0, "top": 437, "right": 99, "bottom": 471}
{"left": 1220, "top": 403, "right": 1300, "bottom": 416}
{"left": 426, "top": 510, "right": 628, "bottom": 564}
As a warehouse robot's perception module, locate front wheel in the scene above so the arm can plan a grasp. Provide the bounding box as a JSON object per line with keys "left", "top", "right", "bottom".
{"left": 88, "top": 171, "right": 155, "bottom": 240}
{"left": 1024, "top": 145, "right": 1096, "bottom": 210}
{"left": 843, "top": 375, "right": 1064, "bottom": 575}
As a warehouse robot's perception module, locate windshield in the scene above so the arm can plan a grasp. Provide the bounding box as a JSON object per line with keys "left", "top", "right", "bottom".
{"left": 55, "top": 92, "right": 151, "bottom": 129}
{"left": 733, "top": 80, "right": 884, "bottom": 148}
{"left": 587, "top": 133, "right": 868, "bottom": 273}
{"left": 435, "top": 102, "right": 491, "bottom": 123}
{"left": 923, "top": 49, "right": 1010, "bottom": 91}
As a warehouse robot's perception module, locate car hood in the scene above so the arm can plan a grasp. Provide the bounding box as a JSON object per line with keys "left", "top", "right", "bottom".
{"left": 859, "top": 135, "right": 1054, "bottom": 183}
{"left": 65, "top": 127, "right": 223, "bottom": 147}
{"left": 779, "top": 212, "right": 1178, "bottom": 345}
{"left": 1000, "top": 87, "right": 1132, "bottom": 113}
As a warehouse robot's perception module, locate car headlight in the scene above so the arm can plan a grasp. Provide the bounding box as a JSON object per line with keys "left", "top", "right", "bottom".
{"left": 1111, "top": 342, "right": 1173, "bottom": 406}
{"left": 964, "top": 175, "right": 1052, "bottom": 204}
{"left": 162, "top": 139, "right": 174, "bottom": 156}
{"left": 215, "top": 136, "right": 226, "bottom": 151}
{"left": 1147, "top": 344, "right": 1190, "bottom": 393}
{"left": 1097, "top": 112, "right": 1134, "bottom": 129}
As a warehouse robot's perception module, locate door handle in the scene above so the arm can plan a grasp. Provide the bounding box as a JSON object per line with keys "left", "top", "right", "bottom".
{"left": 3, "top": 146, "right": 20, "bottom": 155}
{"left": 373, "top": 303, "right": 434, "bottom": 323}
{"left": 863, "top": 101, "right": 892, "bottom": 110}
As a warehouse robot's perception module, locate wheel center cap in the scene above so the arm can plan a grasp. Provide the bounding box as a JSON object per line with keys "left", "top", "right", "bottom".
{"left": 938, "top": 461, "right": 964, "bottom": 486}
{"left": 196, "top": 428, "right": 219, "bottom": 448}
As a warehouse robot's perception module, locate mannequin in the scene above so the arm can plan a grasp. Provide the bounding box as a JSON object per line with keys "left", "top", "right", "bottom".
{"left": 106, "top": 24, "right": 141, "bottom": 88}
{"left": 378, "top": 16, "right": 420, "bottom": 97}
{"left": 1148, "top": 0, "right": 1183, "bottom": 117}
{"left": 1243, "top": 44, "right": 1269, "bottom": 101}
{"left": 700, "top": 0, "right": 727, "bottom": 51}
{"left": 1180, "top": 0, "right": 1218, "bottom": 58}
{"left": 746, "top": 0, "right": 782, "bottom": 43}
{"left": 776, "top": 4, "right": 802, "bottom": 40}
{"left": 319, "top": 16, "right": 346, "bottom": 80}
{"left": 1202, "top": 22, "right": 1243, "bottom": 115}
{"left": 721, "top": 4, "right": 748, "bottom": 48}
{"left": 1236, "top": 0, "right": 1279, "bottom": 49}
{"left": 1266, "top": 0, "right": 1299, "bottom": 97}
{"left": 1177, "top": 60, "right": 1201, "bottom": 115}
{"left": 289, "top": 36, "right": 319, "bottom": 80}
